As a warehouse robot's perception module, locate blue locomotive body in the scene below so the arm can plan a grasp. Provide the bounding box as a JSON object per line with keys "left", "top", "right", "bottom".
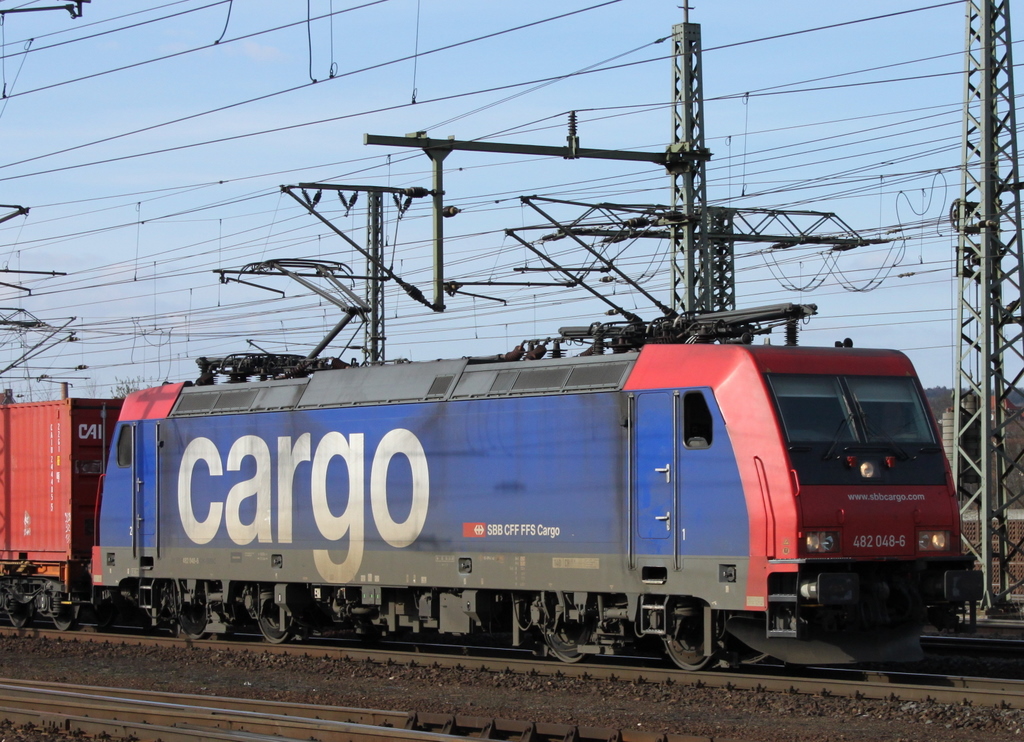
{"left": 102, "top": 395, "right": 625, "bottom": 568}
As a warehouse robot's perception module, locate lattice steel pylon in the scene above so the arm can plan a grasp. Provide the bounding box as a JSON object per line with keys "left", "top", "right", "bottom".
{"left": 365, "top": 191, "right": 386, "bottom": 364}
{"left": 952, "top": 0, "right": 1024, "bottom": 607}
{"left": 668, "top": 20, "right": 713, "bottom": 313}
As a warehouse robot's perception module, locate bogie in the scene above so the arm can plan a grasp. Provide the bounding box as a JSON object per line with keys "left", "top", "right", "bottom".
{"left": 37, "top": 577, "right": 726, "bottom": 671}
{"left": 0, "top": 577, "right": 84, "bottom": 631}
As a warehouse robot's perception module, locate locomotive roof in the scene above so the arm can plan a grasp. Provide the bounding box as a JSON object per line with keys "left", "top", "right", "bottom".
{"left": 117, "top": 342, "right": 916, "bottom": 422}
{"left": 624, "top": 343, "right": 915, "bottom": 395}
{"left": 165, "top": 352, "right": 636, "bottom": 419}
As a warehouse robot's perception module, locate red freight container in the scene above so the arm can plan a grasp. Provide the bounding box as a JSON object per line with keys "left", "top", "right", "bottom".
{"left": 0, "top": 398, "right": 121, "bottom": 586}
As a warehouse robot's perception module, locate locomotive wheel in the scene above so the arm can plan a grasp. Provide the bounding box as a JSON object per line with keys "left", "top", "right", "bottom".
{"left": 258, "top": 600, "right": 293, "bottom": 644}
{"left": 92, "top": 600, "right": 117, "bottom": 629}
{"left": 664, "top": 635, "right": 711, "bottom": 671}
{"left": 542, "top": 621, "right": 592, "bottom": 663}
{"left": 663, "top": 599, "right": 713, "bottom": 671}
{"left": 178, "top": 603, "right": 209, "bottom": 640}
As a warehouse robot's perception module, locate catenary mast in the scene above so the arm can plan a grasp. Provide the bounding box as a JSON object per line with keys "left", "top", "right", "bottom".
{"left": 953, "top": 0, "right": 1024, "bottom": 607}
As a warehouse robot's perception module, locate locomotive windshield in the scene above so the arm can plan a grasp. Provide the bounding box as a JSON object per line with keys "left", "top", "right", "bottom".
{"left": 768, "top": 374, "right": 935, "bottom": 445}
{"left": 767, "top": 375, "right": 856, "bottom": 443}
{"left": 767, "top": 374, "right": 942, "bottom": 485}
{"left": 844, "top": 376, "right": 935, "bottom": 443}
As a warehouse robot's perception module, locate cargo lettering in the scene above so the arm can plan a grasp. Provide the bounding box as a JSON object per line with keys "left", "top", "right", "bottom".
{"left": 177, "top": 429, "right": 429, "bottom": 583}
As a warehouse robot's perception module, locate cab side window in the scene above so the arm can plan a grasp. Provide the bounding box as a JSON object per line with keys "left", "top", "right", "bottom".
{"left": 115, "top": 425, "right": 132, "bottom": 468}
{"left": 683, "top": 392, "right": 713, "bottom": 448}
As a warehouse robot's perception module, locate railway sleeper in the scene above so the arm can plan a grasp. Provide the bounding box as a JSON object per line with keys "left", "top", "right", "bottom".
{"left": 405, "top": 711, "right": 626, "bottom": 742}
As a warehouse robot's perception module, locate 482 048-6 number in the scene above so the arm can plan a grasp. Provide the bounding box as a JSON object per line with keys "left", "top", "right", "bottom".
{"left": 853, "top": 534, "right": 906, "bottom": 548}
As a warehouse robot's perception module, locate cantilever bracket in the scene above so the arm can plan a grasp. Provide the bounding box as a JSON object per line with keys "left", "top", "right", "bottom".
{"left": 0, "top": 1, "right": 89, "bottom": 18}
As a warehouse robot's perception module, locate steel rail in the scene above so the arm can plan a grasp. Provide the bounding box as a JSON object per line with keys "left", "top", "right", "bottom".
{"left": 0, "top": 678, "right": 706, "bottom": 742}
{"left": 0, "top": 676, "right": 407, "bottom": 725}
{"left": 0, "top": 680, "right": 416, "bottom": 742}
{"left": 921, "top": 633, "right": 1024, "bottom": 658}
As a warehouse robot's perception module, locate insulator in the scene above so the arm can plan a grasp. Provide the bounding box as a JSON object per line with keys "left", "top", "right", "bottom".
{"left": 610, "top": 338, "right": 632, "bottom": 354}
{"left": 566, "top": 111, "right": 579, "bottom": 158}
{"left": 442, "top": 206, "right": 461, "bottom": 218}
{"left": 525, "top": 344, "right": 547, "bottom": 361}
{"left": 403, "top": 187, "right": 430, "bottom": 198}
{"left": 785, "top": 318, "right": 798, "bottom": 346}
{"left": 623, "top": 217, "right": 651, "bottom": 228}
{"left": 339, "top": 191, "right": 358, "bottom": 215}
{"left": 503, "top": 344, "right": 525, "bottom": 362}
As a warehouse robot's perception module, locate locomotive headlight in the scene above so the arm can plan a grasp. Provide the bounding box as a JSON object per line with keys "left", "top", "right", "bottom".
{"left": 917, "top": 530, "right": 950, "bottom": 552}
{"left": 805, "top": 531, "right": 840, "bottom": 553}
{"left": 859, "top": 460, "right": 879, "bottom": 478}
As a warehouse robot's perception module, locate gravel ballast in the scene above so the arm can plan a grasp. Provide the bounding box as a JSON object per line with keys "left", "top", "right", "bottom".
{"left": 1, "top": 634, "right": 1023, "bottom": 742}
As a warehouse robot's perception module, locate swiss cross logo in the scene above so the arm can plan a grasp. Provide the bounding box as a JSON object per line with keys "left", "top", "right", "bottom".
{"left": 463, "top": 522, "right": 487, "bottom": 537}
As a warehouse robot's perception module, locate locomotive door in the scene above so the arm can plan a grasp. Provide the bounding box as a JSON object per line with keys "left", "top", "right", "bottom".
{"left": 131, "top": 421, "right": 158, "bottom": 555}
{"left": 631, "top": 391, "right": 676, "bottom": 558}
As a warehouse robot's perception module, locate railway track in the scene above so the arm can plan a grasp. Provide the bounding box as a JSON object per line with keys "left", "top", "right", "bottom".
{"left": 921, "top": 633, "right": 1024, "bottom": 659}
{"left": 0, "top": 677, "right": 669, "bottom": 742}
{"left": 3, "top": 624, "right": 1024, "bottom": 709}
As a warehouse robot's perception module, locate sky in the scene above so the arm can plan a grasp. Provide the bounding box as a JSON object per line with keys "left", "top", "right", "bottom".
{"left": 0, "top": 0, "right": 991, "bottom": 398}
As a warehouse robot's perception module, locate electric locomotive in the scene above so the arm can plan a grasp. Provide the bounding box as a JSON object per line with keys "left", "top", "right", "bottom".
{"left": 85, "top": 303, "right": 981, "bottom": 667}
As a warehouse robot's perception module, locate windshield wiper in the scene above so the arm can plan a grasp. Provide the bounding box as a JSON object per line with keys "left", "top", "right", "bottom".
{"left": 859, "top": 415, "right": 911, "bottom": 461}
{"left": 821, "top": 413, "right": 857, "bottom": 461}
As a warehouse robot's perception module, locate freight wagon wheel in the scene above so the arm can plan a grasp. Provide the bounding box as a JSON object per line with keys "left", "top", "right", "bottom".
{"left": 44, "top": 583, "right": 78, "bottom": 631}
{"left": 52, "top": 607, "right": 78, "bottom": 632}
{"left": 258, "top": 599, "right": 293, "bottom": 644}
{"left": 7, "top": 600, "right": 33, "bottom": 629}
